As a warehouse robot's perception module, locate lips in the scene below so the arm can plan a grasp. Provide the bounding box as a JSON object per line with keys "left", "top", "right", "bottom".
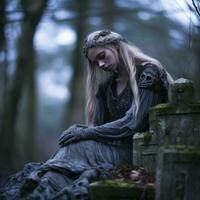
{"left": 105, "top": 65, "right": 112, "bottom": 71}
{"left": 101, "top": 65, "right": 115, "bottom": 72}
{"left": 105, "top": 66, "right": 110, "bottom": 71}
{"left": 101, "top": 66, "right": 109, "bottom": 71}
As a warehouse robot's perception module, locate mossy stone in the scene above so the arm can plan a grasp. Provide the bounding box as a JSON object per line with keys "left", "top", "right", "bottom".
{"left": 90, "top": 180, "right": 155, "bottom": 200}
{"left": 156, "top": 146, "right": 200, "bottom": 200}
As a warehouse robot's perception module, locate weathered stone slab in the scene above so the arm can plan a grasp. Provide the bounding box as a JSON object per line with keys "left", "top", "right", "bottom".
{"left": 155, "top": 146, "right": 200, "bottom": 200}
{"left": 133, "top": 78, "right": 200, "bottom": 175}
{"left": 149, "top": 78, "right": 200, "bottom": 146}
{"left": 133, "top": 132, "right": 144, "bottom": 166}
{"left": 140, "top": 142, "right": 158, "bottom": 174}
{"left": 90, "top": 180, "right": 154, "bottom": 200}
{"left": 151, "top": 111, "right": 200, "bottom": 145}
{"left": 168, "top": 78, "right": 195, "bottom": 106}
{"left": 133, "top": 132, "right": 158, "bottom": 175}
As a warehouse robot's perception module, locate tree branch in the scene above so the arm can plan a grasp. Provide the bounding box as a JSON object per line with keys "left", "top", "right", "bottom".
{"left": 192, "top": 0, "right": 200, "bottom": 17}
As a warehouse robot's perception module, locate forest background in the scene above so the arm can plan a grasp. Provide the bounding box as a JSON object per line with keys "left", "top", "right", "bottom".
{"left": 0, "top": 0, "right": 199, "bottom": 179}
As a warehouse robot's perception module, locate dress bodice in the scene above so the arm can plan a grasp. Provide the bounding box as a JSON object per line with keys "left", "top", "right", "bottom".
{"left": 93, "top": 63, "right": 168, "bottom": 127}
{"left": 107, "top": 78, "right": 133, "bottom": 122}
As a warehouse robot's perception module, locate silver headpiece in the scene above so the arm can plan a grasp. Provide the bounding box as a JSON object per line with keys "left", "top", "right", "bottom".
{"left": 83, "top": 30, "right": 128, "bottom": 57}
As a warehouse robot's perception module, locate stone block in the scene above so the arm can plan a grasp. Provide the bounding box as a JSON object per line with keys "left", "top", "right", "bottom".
{"left": 151, "top": 109, "right": 200, "bottom": 146}
{"left": 133, "top": 132, "right": 158, "bottom": 175}
{"left": 155, "top": 146, "right": 200, "bottom": 200}
{"left": 133, "top": 132, "right": 144, "bottom": 166}
{"left": 90, "top": 180, "right": 154, "bottom": 200}
{"left": 168, "top": 78, "right": 195, "bottom": 106}
{"left": 149, "top": 78, "right": 200, "bottom": 146}
{"left": 140, "top": 142, "right": 158, "bottom": 174}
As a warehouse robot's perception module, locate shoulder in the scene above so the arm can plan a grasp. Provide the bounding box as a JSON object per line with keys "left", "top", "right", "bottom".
{"left": 136, "top": 62, "right": 169, "bottom": 90}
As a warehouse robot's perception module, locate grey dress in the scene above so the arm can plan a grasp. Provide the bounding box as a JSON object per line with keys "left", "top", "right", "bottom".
{"left": 0, "top": 64, "right": 168, "bottom": 200}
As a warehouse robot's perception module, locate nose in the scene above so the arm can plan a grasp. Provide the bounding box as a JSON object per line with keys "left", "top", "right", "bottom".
{"left": 97, "top": 60, "right": 105, "bottom": 68}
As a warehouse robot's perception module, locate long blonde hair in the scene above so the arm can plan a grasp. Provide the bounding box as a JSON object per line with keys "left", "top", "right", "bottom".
{"left": 85, "top": 41, "right": 173, "bottom": 126}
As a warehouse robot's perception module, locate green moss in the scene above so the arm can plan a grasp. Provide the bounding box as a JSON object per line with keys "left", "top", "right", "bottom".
{"left": 174, "top": 145, "right": 200, "bottom": 154}
{"left": 90, "top": 180, "right": 155, "bottom": 200}
{"left": 150, "top": 103, "right": 172, "bottom": 116}
{"left": 171, "top": 145, "right": 200, "bottom": 163}
{"left": 190, "top": 102, "right": 200, "bottom": 110}
{"left": 152, "top": 103, "right": 171, "bottom": 110}
{"left": 93, "top": 179, "right": 135, "bottom": 187}
{"left": 143, "top": 132, "right": 152, "bottom": 144}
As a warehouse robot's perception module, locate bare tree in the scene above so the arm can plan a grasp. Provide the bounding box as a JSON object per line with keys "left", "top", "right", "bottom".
{"left": 187, "top": 0, "right": 200, "bottom": 98}
{"left": 63, "top": 0, "right": 90, "bottom": 127}
{"left": 0, "top": 0, "right": 48, "bottom": 168}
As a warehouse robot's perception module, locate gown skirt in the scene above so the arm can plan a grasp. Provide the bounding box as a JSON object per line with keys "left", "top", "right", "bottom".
{"left": 0, "top": 139, "right": 132, "bottom": 199}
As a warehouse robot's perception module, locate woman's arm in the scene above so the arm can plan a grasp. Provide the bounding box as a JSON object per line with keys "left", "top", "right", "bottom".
{"left": 85, "top": 87, "right": 163, "bottom": 139}
{"left": 59, "top": 66, "right": 168, "bottom": 145}
{"left": 83, "top": 65, "right": 168, "bottom": 139}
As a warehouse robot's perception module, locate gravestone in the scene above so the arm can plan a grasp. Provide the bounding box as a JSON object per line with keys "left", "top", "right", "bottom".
{"left": 149, "top": 78, "right": 200, "bottom": 146}
{"left": 133, "top": 78, "right": 200, "bottom": 175}
{"left": 155, "top": 146, "right": 200, "bottom": 200}
{"left": 133, "top": 131, "right": 158, "bottom": 174}
{"left": 154, "top": 78, "right": 200, "bottom": 200}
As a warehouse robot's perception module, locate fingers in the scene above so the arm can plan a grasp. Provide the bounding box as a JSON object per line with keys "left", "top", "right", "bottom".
{"left": 59, "top": 126, "right": 81, "bottom": 143}
{"left": 62, "top": 137, "right": 77, "bottom": 146}
{"left": 59, "top": 128, "right": 76, "bottom": 143}
{"left": 59, "top": 130, "right": 70, "bottom": 141}
{"left": 59, "top": 128, "right": 88, "bottom": 146}
{"left": 59, "top": 125, "right": 77, "bottom": 139}
{"left": 76, "top": 124, "right": 88, "bottom": 129}
{"left": 59, "top": 134, "right": 67, "bottom": 144}
{"left": 59, "top": 133, "right": 74, "bottom": 146}
{"left": 60, "top": 132, "right": 86, "bottom": 146}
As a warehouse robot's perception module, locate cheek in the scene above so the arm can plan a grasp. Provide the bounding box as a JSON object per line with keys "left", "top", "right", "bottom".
{"left": 111, "top": 56, "right": 119, "bottom": 65}
{"left": 104, "top": 57, "right": 109, "bottom": 64}
{"left": 106, "top": 55, "right": 117, "bottom": 64}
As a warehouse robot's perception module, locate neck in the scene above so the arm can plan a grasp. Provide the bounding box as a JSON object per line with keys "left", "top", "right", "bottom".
{"left": 116, "top": 65, "right": 129, "bottom": 83}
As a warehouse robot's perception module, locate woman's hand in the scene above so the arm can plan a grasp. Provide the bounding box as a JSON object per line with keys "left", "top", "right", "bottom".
{"left": 59, "top": 124, "right": 88, "bottom": 146}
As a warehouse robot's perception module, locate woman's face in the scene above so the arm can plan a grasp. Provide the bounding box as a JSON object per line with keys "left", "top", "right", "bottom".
{"left": 87, "top": 46, "right": 119, "bottom": 72}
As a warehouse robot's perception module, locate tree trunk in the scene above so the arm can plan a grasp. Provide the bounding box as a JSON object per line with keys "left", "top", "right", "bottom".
{"left": 0, "top": 0, "right": 47, "bottom": 167}
{"left": 0, "top": 0, "right": 9, "bottom": 169}
{"left": 63, "top": 0, "right": 90, "bottom": 127}
{"left": 103, "top": 0, "right": 115, "bottom": 29}
{"left": 24, "top": 48, "right": 37, "bottom": 162}
{"left": 193, "top": 29, "right": 200, "bottom": 100}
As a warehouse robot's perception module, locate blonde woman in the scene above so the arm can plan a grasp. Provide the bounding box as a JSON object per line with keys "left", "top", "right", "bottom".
{"left": 0, "top": 30, "right": 172, "bottom": 200}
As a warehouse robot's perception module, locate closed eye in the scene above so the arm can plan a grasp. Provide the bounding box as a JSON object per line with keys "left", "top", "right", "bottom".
{"left": 98, "top": 52, "right": 105, "bottom": 60}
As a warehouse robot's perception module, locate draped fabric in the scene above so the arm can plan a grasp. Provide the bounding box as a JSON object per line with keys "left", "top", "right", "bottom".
{"left": 0, "top": 64, "right": 168, "bottom": 200}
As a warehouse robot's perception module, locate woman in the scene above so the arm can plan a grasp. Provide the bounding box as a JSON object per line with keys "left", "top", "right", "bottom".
{"left": 0, "top": 30, "right": 173, "bottom": 200}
